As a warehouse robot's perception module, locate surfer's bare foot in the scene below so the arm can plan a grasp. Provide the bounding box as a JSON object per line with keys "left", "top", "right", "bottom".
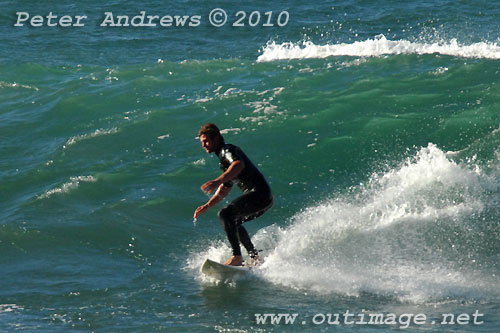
{"left": 225, "top": 255, "right": 244, "bottom": 266}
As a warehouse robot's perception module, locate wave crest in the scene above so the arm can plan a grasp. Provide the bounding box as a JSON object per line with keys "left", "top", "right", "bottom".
{"left": 257, "top": 35, "right": 500, "bottom": 62}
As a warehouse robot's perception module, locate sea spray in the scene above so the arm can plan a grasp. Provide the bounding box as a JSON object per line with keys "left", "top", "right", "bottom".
{"left": 198, "top": 144, "right": 498, "bottom": 302}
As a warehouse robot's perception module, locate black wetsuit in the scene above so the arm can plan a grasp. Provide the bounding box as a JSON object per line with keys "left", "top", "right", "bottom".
{"left": 216, "top": 144, "right": 273, "bottom": 258}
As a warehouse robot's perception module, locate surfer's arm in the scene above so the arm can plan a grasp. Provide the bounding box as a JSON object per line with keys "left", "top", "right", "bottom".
{"left": 193, "top": 183, "right": 232, "bottom": 219}
{"left": 216, "top": 160, "right": 244, "bottom": 184}
{"left": 200, "top": 160, "right": 244, "bottom": 194}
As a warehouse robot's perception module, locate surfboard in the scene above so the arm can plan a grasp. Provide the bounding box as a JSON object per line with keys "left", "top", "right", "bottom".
{"left": 201, "top": 258, "right": 252, "bottom": 280}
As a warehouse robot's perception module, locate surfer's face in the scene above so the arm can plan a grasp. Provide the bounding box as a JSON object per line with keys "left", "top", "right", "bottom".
{"left": 199, "top": 134, "right": 217, "bottom": 153}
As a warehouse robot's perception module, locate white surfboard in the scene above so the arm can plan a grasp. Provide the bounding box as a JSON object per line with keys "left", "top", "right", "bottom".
{"left": 201, "top": 258, "right": 252, "bottom": 280}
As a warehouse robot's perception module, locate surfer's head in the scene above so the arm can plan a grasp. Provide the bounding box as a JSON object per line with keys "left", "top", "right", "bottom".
{"left": 198, "top": 123, "right": 224, "bottom": 154}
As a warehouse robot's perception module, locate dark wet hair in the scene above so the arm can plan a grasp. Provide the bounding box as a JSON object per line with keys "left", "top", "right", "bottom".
{"left": 198, "top": 123, "right": 224, "bottom": 142}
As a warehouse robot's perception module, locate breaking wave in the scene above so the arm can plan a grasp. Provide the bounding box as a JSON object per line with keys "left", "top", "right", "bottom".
{"left": 257, "top": 35, "right": 500, "bottom": 62}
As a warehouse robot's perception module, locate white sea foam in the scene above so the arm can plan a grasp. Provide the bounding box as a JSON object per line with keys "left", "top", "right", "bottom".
{"left": 194, "top": 86, "right": 242, "bottom": 104}
{"left": 257, "top": 35, "right": 500, "bottom": 62}
{"left": 220, "top": 128, "right": 242, "bottom": 135}
{"left": 0, "top": 81, "right": 39, "bottom": 91}
{"left": 192, "top": 158, "right": 206, "bottom": 166}
{"left": 157, "top": 133, "right": 170, "bottom": 140}
{"left": 240, "top": 87, "right": 285, "bottom": 123}
{"left": 38, "top": 176, "right": 97, "bottom": 199}
{"left": 64, "top": 128, "right": 119, "bottom": 149}
{"left": 0, "top": 304, "right": 24, "bottom": 313}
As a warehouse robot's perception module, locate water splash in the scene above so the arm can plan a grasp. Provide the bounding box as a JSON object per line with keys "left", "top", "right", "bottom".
{"left": 255, "top": 144, "right": 498, "bottom": 302}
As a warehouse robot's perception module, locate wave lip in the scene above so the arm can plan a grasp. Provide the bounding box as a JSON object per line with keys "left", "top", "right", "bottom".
{"left": 257, "top": 35, "right": 500, "bottom": 62}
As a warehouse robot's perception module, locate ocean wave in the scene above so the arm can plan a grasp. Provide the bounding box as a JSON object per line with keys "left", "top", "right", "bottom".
{"left": 63, "top": 128, "right": 119, "bottom": 149}
{"left": 257, "top": 35, "right": 500, "bottom": 62}
{"left": 37, "top": 176, "right": 97, "bottom": 199}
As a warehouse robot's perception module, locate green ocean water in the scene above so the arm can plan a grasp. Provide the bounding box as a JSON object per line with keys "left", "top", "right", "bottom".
{"left": 1, "top": 0, "right": 500, "bottom": 332}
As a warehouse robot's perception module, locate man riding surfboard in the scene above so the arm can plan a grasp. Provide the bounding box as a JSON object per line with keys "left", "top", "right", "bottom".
{"left": 194, "top": 123, "right": 273, "bottom": 266}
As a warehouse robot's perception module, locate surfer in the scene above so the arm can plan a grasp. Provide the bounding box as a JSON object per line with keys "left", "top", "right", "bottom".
{"left": 193, "top": 123, "right": 273, "bottom": 266}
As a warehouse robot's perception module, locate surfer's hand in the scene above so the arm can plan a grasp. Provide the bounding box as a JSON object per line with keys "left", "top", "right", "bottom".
{"left": 201, "top": 180, "right": 220, "bottom": 194}
{"left": 193, "top": 204, "right": 210, "bottom": 219}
